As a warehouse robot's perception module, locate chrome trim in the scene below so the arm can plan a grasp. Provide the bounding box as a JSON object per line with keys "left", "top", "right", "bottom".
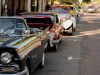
{"left": 0, "top": 69, "right": 27, "bottom": 75}
{"left": 0, "top": 64, "right": 20, "bottom": 73}
{"left": 0, "top": 64, "right": 19, "bottom": 67}
{"left": 50, "top": 39, "right": 60, "bottom": 47}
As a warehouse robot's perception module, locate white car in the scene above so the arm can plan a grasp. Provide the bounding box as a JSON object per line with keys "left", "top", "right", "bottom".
{"left": 87, "top": 6, "right": 96, "bottom": 13}
{"left": 58, "top": 13, "right": 76, "bottom": 35}
{"left": 50, "top": 6, "right": 76, "bottom": 35}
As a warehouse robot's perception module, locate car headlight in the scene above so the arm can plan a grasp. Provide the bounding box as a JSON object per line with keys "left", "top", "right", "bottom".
{"left": 1, "top": 52, "right": 12, "bottom": 64}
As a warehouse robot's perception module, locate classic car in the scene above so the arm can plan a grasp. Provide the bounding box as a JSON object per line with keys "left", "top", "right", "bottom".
{"left": 87, "top": 6, "right": 96, "bottom": 13}
{"left": 66, "top": 5, "right": 79, "bottom": 18}
{"left": 51, "top": 5, "right": 76, "bottom": 35}
{"left": 0, "top": 17, "right": 49, "bottom": 75}
{"left": 19, "top": 12, "right": 60, "bottom": 23}
{"left": 18, "top": 12, "right": 64, "bottom": 51}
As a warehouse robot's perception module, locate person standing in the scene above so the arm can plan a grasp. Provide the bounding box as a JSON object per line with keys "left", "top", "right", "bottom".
{"left": 45, "top": 3, "right": 52, "bottom": 11}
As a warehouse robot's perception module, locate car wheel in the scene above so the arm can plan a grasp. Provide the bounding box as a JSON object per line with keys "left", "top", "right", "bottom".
{"left": 38, "top": 53, "right": 45, "bottom": 69}
{"left": 58, "top": 35, "right": 62, "bottom": 43}
{"left": 68, "top": 25, "right": 73, "bottom": 36}
{"left": 44, "top": 41, "right": 53, "bottom": 52}
{"left": 77, "top": 15, "right": 78, "bottom": 18}
{"left": 25, "top": 65, "right": 29, "bottom": 75}
{"left": 53, "top": 45, "right": 58, "bottom": 51}
{"left": 44, "top": 43, "right": 49, "bottom": 53}
{"left": 74, "top": 28, "right": 76, "bottom": 32}
{"left": 59, "top": 40, "right": 62, "bottom": 43}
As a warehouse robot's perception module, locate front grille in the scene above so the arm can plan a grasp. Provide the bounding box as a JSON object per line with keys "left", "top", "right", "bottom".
{"left": 0, "top": 67, "right": 2, "bottom": 72}
{"left": 0, "top": 64, "right": 20, "bottom": 73}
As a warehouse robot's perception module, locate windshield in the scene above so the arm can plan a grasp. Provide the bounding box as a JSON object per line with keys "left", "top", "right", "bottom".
{"left": 51, "top": 8, "right": 68, "bottom": 14}
{"left": 0, "top": 18, "right": 26, "bottom": 35}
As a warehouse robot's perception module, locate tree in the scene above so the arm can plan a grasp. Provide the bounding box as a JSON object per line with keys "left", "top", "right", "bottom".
{"left": 83, "top": 0, "right": 91, "bottom": 3}
{"left": 73, "top": 0, "right": 91, "bottom": 3}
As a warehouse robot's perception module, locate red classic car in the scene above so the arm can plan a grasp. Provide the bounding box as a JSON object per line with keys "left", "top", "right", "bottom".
{"left": 18, "top": 13, "right": 64, "bottom": 51}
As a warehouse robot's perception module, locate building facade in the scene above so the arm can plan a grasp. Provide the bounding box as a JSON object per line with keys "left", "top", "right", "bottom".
{"left": 0, "top": 0, "right": 1, "bottom": 16}
{"left": 1, "top": 0, "right": 46, "bottom": 16}
{"left": 11, "top": 0, "right": 31, "bottom": 15}
{"left": 31, "top": 0, "right": 46, "bottom": 12}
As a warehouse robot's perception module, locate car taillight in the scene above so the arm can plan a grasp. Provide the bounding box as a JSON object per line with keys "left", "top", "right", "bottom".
{"left": 53, "top": 35, "right": 58, "bottom": 40}
{"left": 50, "top": 29, "right": 58, "bottom": 40}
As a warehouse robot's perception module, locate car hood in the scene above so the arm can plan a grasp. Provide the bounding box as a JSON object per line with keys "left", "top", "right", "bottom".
{"left": 0, "top": 36, "right": 37, "bottom": 49}
{"left": 0, "top": 36, "right": 23, "bottom": 47}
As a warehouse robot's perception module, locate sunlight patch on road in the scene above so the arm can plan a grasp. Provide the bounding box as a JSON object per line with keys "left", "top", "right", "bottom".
{"left": 80, "top": 29, "right": 100, "bottom": 36}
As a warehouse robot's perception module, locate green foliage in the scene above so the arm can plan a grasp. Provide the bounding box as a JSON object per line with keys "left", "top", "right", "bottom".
{"left": 83, "top": 0, "right": 91, "bottom": 3}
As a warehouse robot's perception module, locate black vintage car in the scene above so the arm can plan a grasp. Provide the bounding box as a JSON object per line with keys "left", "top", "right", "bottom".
{"left": 0, "top": 17, "right": 49, "bottom": 75}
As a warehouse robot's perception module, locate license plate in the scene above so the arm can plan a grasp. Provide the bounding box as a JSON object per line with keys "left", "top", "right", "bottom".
{"left": 2, "top": 67, "right": 15, "bottom": 72}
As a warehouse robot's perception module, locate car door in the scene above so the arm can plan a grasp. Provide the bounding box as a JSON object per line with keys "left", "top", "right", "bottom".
{"left": 31, "top": 37, "right": 41, "bottom": 70}
{"left": 31, "top": 27, "right": 49, "bottom": 70}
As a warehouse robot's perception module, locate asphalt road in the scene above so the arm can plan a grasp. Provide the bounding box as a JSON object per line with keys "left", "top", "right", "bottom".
{"left": 32, "top": 13, "right": 100, "bottom": 75}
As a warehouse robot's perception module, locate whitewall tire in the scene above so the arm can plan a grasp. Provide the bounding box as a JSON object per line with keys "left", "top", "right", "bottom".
{"left": 25, "top": 66, "right": 29, "bottom": 75}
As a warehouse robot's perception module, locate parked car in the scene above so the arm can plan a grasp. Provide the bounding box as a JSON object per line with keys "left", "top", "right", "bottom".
{"left": 82, "top": 5, "right": 88, "bottom": 12}
{"left": 87, "top": 6, "right": 96, "bottom": 13}
{"left": 19, "top": 13, "right": 64, "bottom": 51}
{"left": 19, "top": 12, "right": 60, "bottom": 24}
{"left": 50, "top": 5, "right": 76, "bottom": 35}
{"left": 66, "top": 5, "right": 79, "bottom": 18}
{"left": 0, "top": 17, "right": 49, "bottom": 75}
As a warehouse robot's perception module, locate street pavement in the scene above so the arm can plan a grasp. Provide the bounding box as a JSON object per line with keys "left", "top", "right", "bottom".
{"left": 32, "top": 13, "right": 100, "bottom": 75}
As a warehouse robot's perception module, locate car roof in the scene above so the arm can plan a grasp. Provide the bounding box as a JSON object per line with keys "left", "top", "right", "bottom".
{"left": 19, "top": 12, "right": 57, "bottom": 15}
{"left": 0, "top": 16, "right": 51, "bottom": 20}
{"left": 23, "top": 15, "right": 51, "bottom": 18}
{"left": 52, "top": 5, "right": 70, "bottom": 12}
{"left": 52, "top": 5, "right": 69, "bottom": 8}
{"left": 66, "top": 5, "right": 74, "bottom": 7}
{"left": 0, "top": 16, "right": 25, "bottom": 19}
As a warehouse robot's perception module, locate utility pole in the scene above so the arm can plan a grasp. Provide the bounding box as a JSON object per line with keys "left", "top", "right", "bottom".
{"left": 0, "top": 0, "right": 1, "bottom": 16}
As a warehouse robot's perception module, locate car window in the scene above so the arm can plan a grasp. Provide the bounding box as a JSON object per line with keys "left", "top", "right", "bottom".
{"left": 0, "top": 18, "right": 26, "bottom": 35}
{"left": 51, "top": 8, "right": 68, "bottom": 14}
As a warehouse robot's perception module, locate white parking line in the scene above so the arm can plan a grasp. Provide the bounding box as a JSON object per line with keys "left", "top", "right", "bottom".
{"left": 68, "top": 56, "right": 82, "bottom": 60}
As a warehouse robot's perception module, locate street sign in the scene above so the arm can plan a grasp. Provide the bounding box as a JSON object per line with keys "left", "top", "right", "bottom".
{"left": 78, "top": 0, "right": 83, "bottom": 4}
